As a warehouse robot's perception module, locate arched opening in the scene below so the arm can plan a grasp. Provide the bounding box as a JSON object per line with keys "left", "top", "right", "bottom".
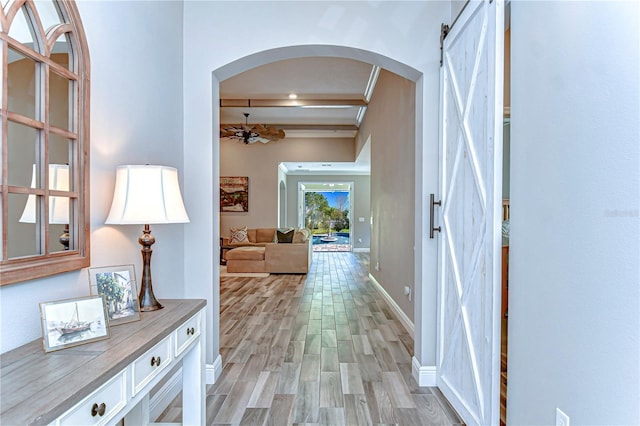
{"left": 206, "top": 45, "right": 435, "bottom": 386}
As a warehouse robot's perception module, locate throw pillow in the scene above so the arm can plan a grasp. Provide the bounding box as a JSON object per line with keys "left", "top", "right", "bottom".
{"left": 293, "top": 228, "right": 310, "bottom": 243}
{"left": 229, "top": 226, "right": 249, "bottom": 244}
{"left": 276, "top": 228, "right": 295, "bottom": 243}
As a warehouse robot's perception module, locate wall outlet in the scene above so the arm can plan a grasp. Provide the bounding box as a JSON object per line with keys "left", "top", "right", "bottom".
{"left": 375, "top": 261, "right": 380, "bottom": 272}
{"left": 357, "top": 238, "right": 362, "bottom": 243}
{"left": 556, "top": 408, "right": 570, "bottom": 426}
{"left": 404, "top": 286, "right": 412, "bottom": 301}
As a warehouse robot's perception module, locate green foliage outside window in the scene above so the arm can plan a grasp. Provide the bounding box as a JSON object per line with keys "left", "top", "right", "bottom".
{"left": 304, "top": 192, "right": 350, "bottom": 233}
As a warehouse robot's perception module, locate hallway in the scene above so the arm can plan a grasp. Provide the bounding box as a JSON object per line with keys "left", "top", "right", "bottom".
{"left": 160, "top": 252, "right": 462, "bottom": 424}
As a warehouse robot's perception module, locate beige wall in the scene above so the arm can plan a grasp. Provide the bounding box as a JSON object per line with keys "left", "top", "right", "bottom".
{"left": 219, "top": 137, "right": 355, "bottom": 237}
{"left": 358, "top": 69, "right": 415, "bottom": 321}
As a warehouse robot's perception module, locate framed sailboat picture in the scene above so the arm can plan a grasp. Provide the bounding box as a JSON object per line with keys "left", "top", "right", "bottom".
{"left": 39, "top": 295, "right": 110, "bottom": 352}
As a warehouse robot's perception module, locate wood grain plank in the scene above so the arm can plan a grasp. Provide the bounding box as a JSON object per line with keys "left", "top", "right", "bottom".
{"left": 319, "top": 372, "right": 343, "bottom": 407}
{"left": 265, "top": 394, "right": 295, "bottom": 426}
{"left": 212, "top": 380, "right": 256, "bottom": 424}
{"left": 276, "top": 363, "right": 301, "bottom": 394}
{"left": 293, "top": 380, "right": 319, "bottom": 423}
{"left": 340, "top": 363, "right": 365, "bottom": 394}
{"left": 344, "top": 393, "right": 373, "bottom": 426}
{"left": 239, "top": 407, "right": 269, "bottom": 425}
{"left": 247, "top": 371, "right": 279, "bottom": 408}
{"left": 382, "top": 371, "right": 416, "bottom": 408}
{"left": 321, "top": 329, "right": 337, "bottom": 348}
{"left": 320, "top": 346, "right": 340, "bottom": 372}
{"left": 318, "top": 407, "right": 346, "bottom": 425}
{"left": 299, "top": 354, "right": 320, "bottom": 382}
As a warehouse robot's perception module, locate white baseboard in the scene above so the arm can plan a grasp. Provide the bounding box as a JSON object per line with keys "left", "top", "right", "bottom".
{"left": 150, "top": 368, "right": 182, "bottom": 421}
{"left": 352, "top": 247, "right": 370, "bottom": 253}
{"left": 206, "top": 354, "right": 223, "bottom": 384}
{"left": 412, "top": 356, "right": 437, "bottom": 387}
{"left": 368, "top": 273, "right": 414, "bottom": 335}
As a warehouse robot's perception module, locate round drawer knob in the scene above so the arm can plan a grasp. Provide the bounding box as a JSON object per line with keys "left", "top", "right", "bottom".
{"left": 91, "top": 402, "right": 106, "bottom": 417}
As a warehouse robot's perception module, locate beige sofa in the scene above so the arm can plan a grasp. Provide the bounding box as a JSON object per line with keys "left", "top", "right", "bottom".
{"left": 223, "top": 228, "right": 312, "bottom": 273}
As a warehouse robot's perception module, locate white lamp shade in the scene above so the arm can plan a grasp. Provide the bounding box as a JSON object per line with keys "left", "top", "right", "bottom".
{"left": 19, "top": 164, "right": 70, "bottom": 224}
{"left": 105, "top": 165, "right": 190, "bottom": 225}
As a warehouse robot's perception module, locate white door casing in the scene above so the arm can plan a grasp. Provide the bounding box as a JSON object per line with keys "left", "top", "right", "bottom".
{"left": 437, "top": 1, "right": 503, "bottom": 425}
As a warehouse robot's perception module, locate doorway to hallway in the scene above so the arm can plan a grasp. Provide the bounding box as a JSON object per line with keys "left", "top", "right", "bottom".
{"left": 298, "top": 182, "right": 353, "bottom": 252}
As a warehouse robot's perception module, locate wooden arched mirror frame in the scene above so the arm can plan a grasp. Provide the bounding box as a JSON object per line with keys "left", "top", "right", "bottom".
{"left": 0, "top": 0, "right": 90, "bottom": 285}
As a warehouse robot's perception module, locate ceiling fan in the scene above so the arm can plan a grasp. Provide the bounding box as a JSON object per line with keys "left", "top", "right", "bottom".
{"left": 220, "top": 113, "right": 286, "bottom": 144}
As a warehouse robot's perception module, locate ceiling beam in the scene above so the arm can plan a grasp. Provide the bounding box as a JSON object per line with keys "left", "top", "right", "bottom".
{"left": 220, "top": 98, "right": 367, "bottom": 108}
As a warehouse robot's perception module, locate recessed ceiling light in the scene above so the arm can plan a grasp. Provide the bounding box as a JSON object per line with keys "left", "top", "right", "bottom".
{"left": 288, "top": 93, "right": 298, "bottom": 99}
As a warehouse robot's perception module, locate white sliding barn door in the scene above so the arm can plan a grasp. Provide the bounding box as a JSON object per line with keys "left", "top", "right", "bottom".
{"left": 437, "top": 1, "right": 503, "bottom": 425}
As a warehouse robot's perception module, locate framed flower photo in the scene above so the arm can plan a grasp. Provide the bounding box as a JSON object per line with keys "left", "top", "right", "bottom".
{"left": 89, "top": 264, "right": 140, "bottom": 326}
{"left": 40, "top": 295, "right": 110, "bottom": 352}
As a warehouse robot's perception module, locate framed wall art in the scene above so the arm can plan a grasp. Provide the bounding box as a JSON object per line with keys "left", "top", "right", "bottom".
{"left": 89, "top": 264, "right": 140, "bottom": 326}
{"left": 220, "top": 176, "right": 249, "bottom": 212}
{"left": 40, "top": 295, "right": 110, "bottom": 352}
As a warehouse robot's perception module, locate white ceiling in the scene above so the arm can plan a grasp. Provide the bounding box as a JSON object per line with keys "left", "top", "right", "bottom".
{"left": 220, "top": 57, "right": 377, "bottom": 174}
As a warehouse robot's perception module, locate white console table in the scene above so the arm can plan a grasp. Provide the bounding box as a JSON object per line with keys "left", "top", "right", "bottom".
{"left": 0, "top": 299, "right": 206, "bottom": 426}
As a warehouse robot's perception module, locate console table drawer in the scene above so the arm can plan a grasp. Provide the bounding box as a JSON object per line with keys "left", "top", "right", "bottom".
{"left": 58, "top": 369, "right": 126, "bottom": 426}
{"left": 175, "top": 311, "right": 201, "bottom": 356}
{"left": 132, "top": 335, "right": 172, "bottom": 396}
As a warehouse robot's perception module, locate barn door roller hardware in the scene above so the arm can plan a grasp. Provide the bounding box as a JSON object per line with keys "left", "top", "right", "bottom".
{"left": 440, "top": 23, "right": 450, "bottom": 66}
{"left": 429, "top": 193, "right": 442, "bottom": 239}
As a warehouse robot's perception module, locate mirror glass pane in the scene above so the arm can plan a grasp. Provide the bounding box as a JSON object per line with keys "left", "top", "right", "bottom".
{"left": 49, "top": 196, "right": 71, "bottom": 253}
{"left": 49, "top": 69, "right": 72, "bottom": 131}
{"left": 8, "top": 6, "right": 35, "bottom": 46}
{"left": 34, "top": 0, "right": 62, "bottom": 32}
{"left": 51, "top": 33, "right": 71, "bottom": 71}
{"left": 8, "top": 193, "right": 42, "bottom": 258}
{"left": 7, "top": 48, "right": 38, "bottom": 120}
{"left": 7, "top": 121, "right": 39, "bottom": 187}
{"left": 49, "top": 133, "right": 72, "bottom": 170}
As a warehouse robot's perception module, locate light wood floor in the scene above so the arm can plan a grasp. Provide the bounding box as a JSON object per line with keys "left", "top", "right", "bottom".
{"left": 158, "top": 252, "right": 463, "bottom": 425}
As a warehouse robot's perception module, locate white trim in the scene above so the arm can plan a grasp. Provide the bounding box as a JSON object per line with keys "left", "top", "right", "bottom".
{"left": 412, "top": 356, "right": 437, "bottom": 387}
{"left": 150, "top": 368, "right": 182, "bottom": 421}
{"left": 368, "top": 273, "right": 414, "bottom": 335}
{"left": 206, "top": 354, "right": 223, "bottom": 384}
{"left": 352, "top": 247, "right": 370, "bottom": 253}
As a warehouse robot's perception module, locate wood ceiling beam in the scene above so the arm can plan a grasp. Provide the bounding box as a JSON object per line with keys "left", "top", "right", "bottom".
{"left": 220, "top": 98, "right": 367, "bottom": 108}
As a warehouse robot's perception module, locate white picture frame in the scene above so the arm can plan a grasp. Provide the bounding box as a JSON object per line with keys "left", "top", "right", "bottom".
{"left": 40, "top": 295, "right": 110, "bottom": 352}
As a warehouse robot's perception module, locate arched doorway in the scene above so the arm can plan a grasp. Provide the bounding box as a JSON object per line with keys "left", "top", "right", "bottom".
{"left": 203, "top": 45, "right": 435, "bottom": 386}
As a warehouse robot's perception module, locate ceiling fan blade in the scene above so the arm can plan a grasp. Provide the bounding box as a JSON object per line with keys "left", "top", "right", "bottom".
{"left": 220, "top": 117, "right": 286, "bottom": 143}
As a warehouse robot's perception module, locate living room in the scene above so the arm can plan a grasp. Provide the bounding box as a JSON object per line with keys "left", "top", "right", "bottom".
{"left": 218, "top": 58, "right": 416, "bottom": 327}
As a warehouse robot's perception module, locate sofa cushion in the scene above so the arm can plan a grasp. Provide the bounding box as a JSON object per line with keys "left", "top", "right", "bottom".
{"left": 256, "top": 228, "right": 276, "bottom": 243}
{"left": 229, "top": 226, "right": 249, "bottom": 244}
{"left": 293, "top": 228, "right": 310, "bottom": 244}
{"left": 246, "top": 228, "right": 257, "bottom": 243}
{"left": 276, "top": 228, "right": 295, "bottom": 243}
{"left": 225, "top": 246, "right": 266, "bottom": 261}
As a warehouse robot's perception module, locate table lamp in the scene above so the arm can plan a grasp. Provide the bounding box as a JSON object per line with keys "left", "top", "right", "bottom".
{"left": 105, "top": 165, "right": 190, "bottom": 311}
{"left": 20, "top": 164, "right": 70, "bottom": 249}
